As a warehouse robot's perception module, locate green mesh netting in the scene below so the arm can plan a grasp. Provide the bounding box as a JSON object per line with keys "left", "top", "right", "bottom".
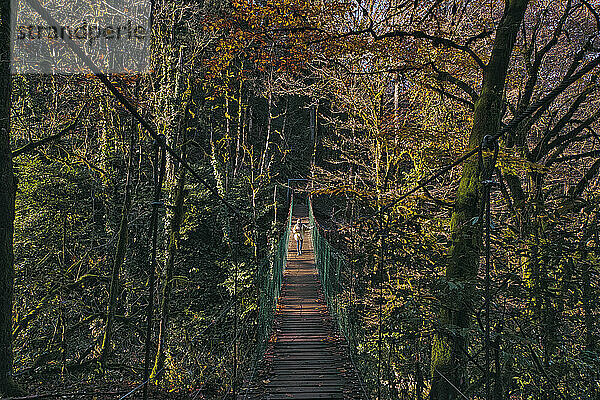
{"left": 254, "top": 194, "right": 293, "bottom": 359}
{"left": 240, "top": 195, "right": 293, "bottom": 398}
{"left": 309, "top": 198, "right": 369, "bottom": 396}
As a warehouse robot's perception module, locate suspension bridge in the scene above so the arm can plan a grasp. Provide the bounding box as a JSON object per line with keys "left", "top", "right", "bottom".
{"left": 239, "top": 198, "right": 366, "bottom": 399}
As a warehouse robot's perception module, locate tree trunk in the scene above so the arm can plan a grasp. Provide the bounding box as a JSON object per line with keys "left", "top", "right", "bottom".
{"left": 224, "top": 92, "right": 231, "bottom": 193}
{"left": 260, "top": 90, "right": 273, "bottom": 176}
{"left": 234, "top": 79, "right": 244, "bottom": 177}
{"left": 430, "top": 1, "right": 529, "bottom": 399}
{"left": 151, "top": 141, "right": 187, "bottom": 379}
{"left": 0, "top": 0, "right": 23, "bottom": 395}
{"left": 99, "top": 127, "right": 136, "bottom": 365}
{"left": 143, "top": 142, "right": 167, "bottom": 399}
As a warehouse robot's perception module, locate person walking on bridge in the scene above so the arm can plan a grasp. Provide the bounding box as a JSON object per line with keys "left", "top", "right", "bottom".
{"left": 292, "top": 218, "right": 309, "bottom": 256}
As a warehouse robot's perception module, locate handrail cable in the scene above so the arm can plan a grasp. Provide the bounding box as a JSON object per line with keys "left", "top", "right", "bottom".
{"left": 309, "top": 198, "right": 370, "bottom": 400}
{"left": 321, "top": 52, "right": 600, "bottom": 232}
{"left": 348, "top": 199, "right": 370, "bottom": 398}
{"left": 240, "top": 193, "right": 294, "bottom": 399}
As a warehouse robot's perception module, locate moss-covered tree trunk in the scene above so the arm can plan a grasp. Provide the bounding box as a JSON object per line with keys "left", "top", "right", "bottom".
{"left": 260, "top": 89, "right": 273, "bottom": 176}
{"left": 151, "top": 142, "right": 187, "bottom": 379}
{"left": 430, "top": 1, "right": 529, "bottom": 398}
{"left": 0, "top": 0, "right": 23, "bottom": 395}
{"left": 234, "top": 78, "right": 244, "bottom": 177}
{"left": 99, "top": 128, "right": 135, "bottom": 365}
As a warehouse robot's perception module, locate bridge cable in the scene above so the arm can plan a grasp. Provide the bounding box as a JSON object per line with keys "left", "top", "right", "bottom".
{"left": 480, "top": 135, "right": 499, "bottom": 400}
{"left": 309, "top": 198, "right": 370, "bottom": 399}
{"left": 327, "top": 52, "right": 600, "bottom": 232}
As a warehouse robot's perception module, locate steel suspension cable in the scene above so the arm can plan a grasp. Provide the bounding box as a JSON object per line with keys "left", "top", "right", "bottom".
{"left": 480, "top": 136, "right": 499, "bottom": 400}
{"left": 309, "top": 198, "right": 369, "bottom": 399}
{"left": 485, "top": 174, "right": 492, "bottom": 400}
{"left": 326, "top": 54, "right": 600, "bottom": 233}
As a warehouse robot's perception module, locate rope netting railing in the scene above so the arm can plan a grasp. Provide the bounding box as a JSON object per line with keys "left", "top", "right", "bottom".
{"left": 308, "top": 198, "right": 370, "bottom": 398}
{"left": 255, "top": 194, "right": 293, "bottom": 356}
{"left": 241, "top": 193, "right": 294, "bottom": 396}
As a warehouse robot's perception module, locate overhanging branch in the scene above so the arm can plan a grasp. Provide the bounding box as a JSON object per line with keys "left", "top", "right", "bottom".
{"left": 25, "top": 0, "right": 243, "bottom": 218}
{"left": 12, "top": 103, "right": 86, "bottom": 158}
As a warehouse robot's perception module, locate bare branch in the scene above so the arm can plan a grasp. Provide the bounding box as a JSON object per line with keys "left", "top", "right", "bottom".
{"left": 429, "top": 62, "right": 478, "bottom": 101}
{"left": 580, "top": 0, "right": 600, "bottom": 31}
{"left": 371, "top": 29, "right": 486, "bottom": 70}
{"left": 570, "top": 157, "right": 600, "bottom": 197}
{"left": 11, "top": 103, "right": 87, "bottom": 158}
{"left": 422, "top": 83, "right": 475, "bottom": 110}
{"left": 549, "top": 149, "right": 600, "bottom": 164}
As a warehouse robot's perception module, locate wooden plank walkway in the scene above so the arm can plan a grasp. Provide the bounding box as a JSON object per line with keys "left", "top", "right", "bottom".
{"left": 240, "top": 205, "right": 365, "bottom": 400}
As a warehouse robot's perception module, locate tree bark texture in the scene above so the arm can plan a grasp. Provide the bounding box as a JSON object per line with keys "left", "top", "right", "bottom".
{"left": 0, "top": 0, "right": 22, "bottom": 394}
{"left": 99, "top": 128, "right": 136, "bottom": 365}
{"left": 151, "top": 142, "right": 187, "bottom": 379}
{"left": 430, "top": 1, "right": 529, "bottom": 399}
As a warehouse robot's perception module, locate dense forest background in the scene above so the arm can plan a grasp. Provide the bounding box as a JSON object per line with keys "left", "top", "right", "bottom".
{"left": 1, "top": 0, "right": 600, "bottom": 399}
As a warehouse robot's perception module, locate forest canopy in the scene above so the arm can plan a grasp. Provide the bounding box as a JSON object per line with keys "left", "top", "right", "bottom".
{"left": 1, "top": 0, "right": 600, "bottom": 399}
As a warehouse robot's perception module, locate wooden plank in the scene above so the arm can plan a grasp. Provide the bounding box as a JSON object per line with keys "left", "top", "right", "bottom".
{"left": 239, "top": 209, "right": 365, "bottom": 400}
{"left": 266, "top": 393, "right": 345, "bottom": 399}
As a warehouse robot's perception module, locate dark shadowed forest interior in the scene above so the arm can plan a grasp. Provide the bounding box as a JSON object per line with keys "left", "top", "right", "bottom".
{"left": 1, "top": 0, "right": 600, "bottom": 399}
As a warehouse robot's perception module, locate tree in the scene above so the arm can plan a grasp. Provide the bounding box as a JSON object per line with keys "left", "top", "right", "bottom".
{"left": 289, "top": 1, "right": 599, "bottom": 398}
{"left": 99, "top": 123, "right": 136, "bottom": 366}
{"left": 151, "top": 136, "right": 187, "bottom": 380}
{"left": 0, "top": 0, "right": 24, "bottom": 395}
{"left": 430, "top": 2, "right": 530, "bottom": 398}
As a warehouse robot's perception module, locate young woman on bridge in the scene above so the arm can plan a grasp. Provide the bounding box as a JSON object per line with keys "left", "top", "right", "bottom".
{"left": 292, "top": 218, "right": 309, "bottom": 256}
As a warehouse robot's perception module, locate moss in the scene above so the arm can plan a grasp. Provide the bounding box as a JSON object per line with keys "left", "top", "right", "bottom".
{"left": 430, "top": 334, "right": 451, "bottom": 377}
{"left": 430, "top": 2, "right": 530, "bottom": 397}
